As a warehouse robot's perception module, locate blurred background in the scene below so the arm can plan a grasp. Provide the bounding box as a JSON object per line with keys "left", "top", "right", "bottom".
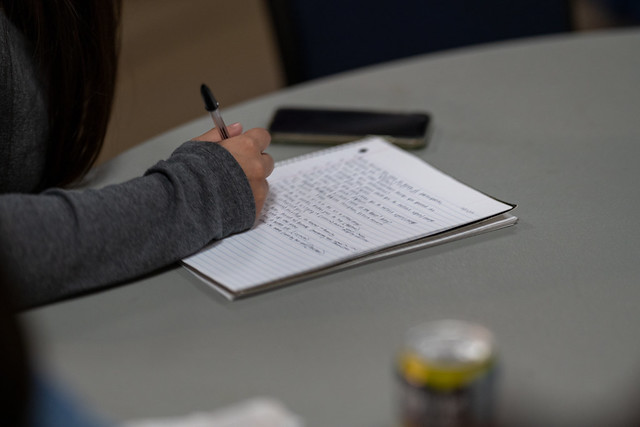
{"left": 98, "top": 0, "right": 639, "bottom": 164}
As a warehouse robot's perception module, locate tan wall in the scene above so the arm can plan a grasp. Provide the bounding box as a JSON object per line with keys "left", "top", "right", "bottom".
{"left": 571, "top": 0, "right": 625, "bottom": 29}
{"left": 99, "top": 0, "right": 284, "bottom": 164}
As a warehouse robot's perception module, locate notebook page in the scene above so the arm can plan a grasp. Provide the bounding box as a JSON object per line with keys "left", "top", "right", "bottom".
{"left": 183, "top": 137, "right": 513, "bottom": 293}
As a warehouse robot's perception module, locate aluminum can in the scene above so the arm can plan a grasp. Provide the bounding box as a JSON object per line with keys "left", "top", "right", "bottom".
{"left": 396, "top": 320, "right": 496, "bottom": 427}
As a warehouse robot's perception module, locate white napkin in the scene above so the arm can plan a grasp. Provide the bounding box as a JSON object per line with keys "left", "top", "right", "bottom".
{"left": 120, "top": 398, "right": 303, "bottom": 427}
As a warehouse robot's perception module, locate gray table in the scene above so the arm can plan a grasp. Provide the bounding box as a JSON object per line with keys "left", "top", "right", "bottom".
{"left": 23, "top": 29, "right": 640, "bottom": 427}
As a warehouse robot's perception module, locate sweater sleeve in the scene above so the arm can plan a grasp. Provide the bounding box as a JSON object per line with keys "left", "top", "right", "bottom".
{"left": 0, "top": 140, "right": 256, "bottom": 309}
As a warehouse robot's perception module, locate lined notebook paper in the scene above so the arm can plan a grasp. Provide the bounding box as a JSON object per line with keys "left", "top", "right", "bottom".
{"left": 183, "top": 137, "right": 516, "bottom": 299}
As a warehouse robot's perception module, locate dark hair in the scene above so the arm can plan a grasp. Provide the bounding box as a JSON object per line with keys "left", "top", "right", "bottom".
{"left": 1, "top": 0, "right": 122, "bottom": 188}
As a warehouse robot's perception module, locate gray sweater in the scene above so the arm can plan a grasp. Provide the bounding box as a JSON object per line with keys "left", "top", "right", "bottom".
{"left": 0, "top": 12, "right": 255, "bottom": 309}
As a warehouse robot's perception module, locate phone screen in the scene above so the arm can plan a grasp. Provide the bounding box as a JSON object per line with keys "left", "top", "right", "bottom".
{"left": 268, "top": 107, "right": 431, "bottom": 148}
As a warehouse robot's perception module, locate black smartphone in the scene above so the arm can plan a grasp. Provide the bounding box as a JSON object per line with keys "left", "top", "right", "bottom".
{"left": 268, "top": 107, "right": 432, "bottom": 149}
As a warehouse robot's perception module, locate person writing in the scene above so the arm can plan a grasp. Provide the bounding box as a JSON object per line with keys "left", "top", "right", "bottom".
{"left": 0, "top": 1, "right": 274, "bottom": 309}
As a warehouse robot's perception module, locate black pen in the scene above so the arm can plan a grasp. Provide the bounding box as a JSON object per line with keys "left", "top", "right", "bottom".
{"left": 200, "top": 84, "right": 230, "bottom": 140}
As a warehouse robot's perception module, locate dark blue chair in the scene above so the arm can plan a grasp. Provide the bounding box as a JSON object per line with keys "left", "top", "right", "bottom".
{"left": 267, "top": 0, "right": 573, "bottom": 85}
{"left": 596, "top": 0, "right": 640, "bottom": 23}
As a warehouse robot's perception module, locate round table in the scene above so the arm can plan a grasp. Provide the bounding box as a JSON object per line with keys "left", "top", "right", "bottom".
{"left": 24, "top": 29, "right": 640, "bottom": 426}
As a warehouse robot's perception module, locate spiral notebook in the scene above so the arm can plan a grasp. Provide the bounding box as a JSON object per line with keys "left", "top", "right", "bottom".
{"left": 182, "top": 137, "right": 516, "bottom": 300}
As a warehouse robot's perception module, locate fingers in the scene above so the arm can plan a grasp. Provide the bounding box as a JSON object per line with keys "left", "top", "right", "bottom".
{"left": 194, "top": 122, "right": 243, "bottom": 142}
{"left": 261, "top": 152, "right": 275, "bottom": 177}
{"left": 217, "top": 128, "right": 274, "bottom": 220}
{"left": 242, "top": 128, "right": 272, "bottom": 153}
{"left": 219, "top": 128, "right": 271, "bottom": 158}
{"left": 192, "top": 124, "right": 273, "bottom": 220}
{"left": 219, "top": 128, "right": 271, "bottom": 154}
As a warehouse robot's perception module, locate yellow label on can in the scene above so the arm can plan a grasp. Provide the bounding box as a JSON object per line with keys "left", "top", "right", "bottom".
{"left": 398, "top": 351, "right": 493, "bottom": 391}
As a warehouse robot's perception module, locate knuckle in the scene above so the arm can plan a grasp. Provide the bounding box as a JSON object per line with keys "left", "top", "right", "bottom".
{"left": 240, "top": 135, "right": 260, "bottom": 152}
{"left": 246, "top": 128, "right": 270, "bottom": 146}
{"left": 246, "top": 157, "right": 266, "bottom": 178}
{"left": 254, "top": 159, "right": 268, "bottom": 177}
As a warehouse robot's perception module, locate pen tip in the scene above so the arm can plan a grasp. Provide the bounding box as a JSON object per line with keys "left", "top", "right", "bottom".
{"left": 200, "top": 83, "right": 218, "bottom": 111}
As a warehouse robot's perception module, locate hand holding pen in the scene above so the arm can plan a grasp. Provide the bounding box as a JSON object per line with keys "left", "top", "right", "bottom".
{"left": 195, "top": 84, "right": 274, "bottom": 219}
